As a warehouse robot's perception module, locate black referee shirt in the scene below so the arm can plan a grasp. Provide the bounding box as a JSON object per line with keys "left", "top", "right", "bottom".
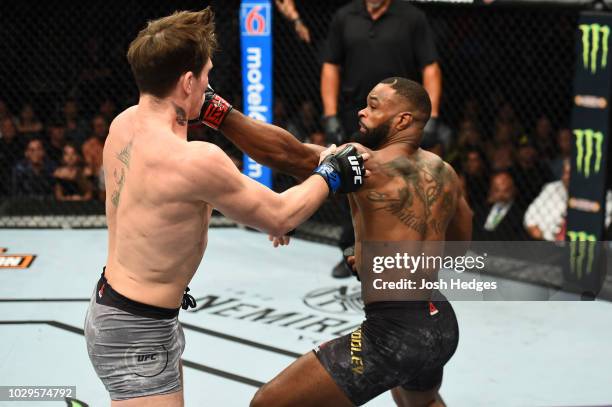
{"left": 323, "top": 0, "right": 438, "bottom": 109}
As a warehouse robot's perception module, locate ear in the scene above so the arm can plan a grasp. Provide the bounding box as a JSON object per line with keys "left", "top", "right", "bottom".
{"left": 181, "top": 71, "right": 194, "bottom": 95}
{"left": 395, "top": 112, "right": 413, "bottom": 131}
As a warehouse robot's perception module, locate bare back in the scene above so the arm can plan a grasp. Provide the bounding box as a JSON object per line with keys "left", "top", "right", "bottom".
{"left": 103, "top": 107, "right": 212, "bottom": 308}
{"left": 350, "top": 145, "right": 460, "bottom": 302}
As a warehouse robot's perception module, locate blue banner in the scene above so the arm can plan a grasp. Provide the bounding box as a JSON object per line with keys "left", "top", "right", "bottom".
{"left": 240, "top": 0, "right": 273, "bottom": 187}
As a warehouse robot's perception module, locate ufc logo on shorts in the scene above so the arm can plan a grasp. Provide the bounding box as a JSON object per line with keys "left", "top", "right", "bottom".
{"left": 348, "top": 156, "right": 363, "bottom": 185}
{"left": 137, "top": 354, "right": 158, "bottom": 362}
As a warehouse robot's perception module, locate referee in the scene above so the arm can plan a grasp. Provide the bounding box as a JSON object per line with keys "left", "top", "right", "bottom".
{"left": 320, "top": 0, "right": 443, "bottom": 277}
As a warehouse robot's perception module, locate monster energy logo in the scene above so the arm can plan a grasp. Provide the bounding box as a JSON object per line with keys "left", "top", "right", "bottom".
{"left": 567, "top": 231, "right": 597, "bottom": 279}
{"left": 579, "top": 24, "right": 610, "bottom": 74}
{"left": 573, "top": 129, "right": 604, "bottom": 177}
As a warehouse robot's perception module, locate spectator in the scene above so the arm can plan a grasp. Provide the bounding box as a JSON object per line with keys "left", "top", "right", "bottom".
{"left": 460, "top": 97, "right": 480, "bottom": 124}
{"left": 16, "top": 103, "right": 43, "bottom": 138}
{"left": 45, "top": 120, "right": 67, "bottom": 165}
{"left": 53, "top": 143, "right": 93, "bottom": 201}
{"left": 0, "top": 99, "right": 16, "bottom": 123}
{"left": 62, "top": 99, "right": 88, "bottom": 146}
{"left": 485, "top": 121, "right": 514, "bottom": 167}
{"left": 494, "top": 101, "right": 522, "bottom": 136}
{"left": 0, "top": 118, "right": 24, "bottom": 196}
{"left": 549, "top": 128, "right": 571, "bottom": 180}
{"left": 474, "top": 171, "right": 528, "bottom": 240}
{"left": 456, "top": 119, "right": 483, "bottom": 150}
{"left": 99, "top": 97, "right": 118, "bottom": 123}
{"left": 11, "top": 138, "right": 56, "bottom": 198}
{"left": 82, "top": 114, "right": 108, "bottom": 180}
{"left": 462, "top": 148, "right": 489, "bottom": 219}
{"left": 321, "top": 0, "right": 442, "bottom": 277}
{"left": 524, "top": 160, "right": 612, "bottom": 241}
{"left": 489, "top": 144, "right": 514, "bottom": 172}
{"left": 511, "top": 134, "right": 553, "bottom": 209}
{"left": 445, "top": 118, "right": 481, "bottom": 168}
{"left": 533, "top": 114, "right": 555, "bottom": 159}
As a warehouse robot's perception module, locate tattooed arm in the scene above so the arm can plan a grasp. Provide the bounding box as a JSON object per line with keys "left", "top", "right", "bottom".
{"left": 110, "top": 140, "right": 133, "bottom": 207}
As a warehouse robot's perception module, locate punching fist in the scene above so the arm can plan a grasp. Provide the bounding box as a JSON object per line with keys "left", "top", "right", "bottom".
{"left": 188, "top": 85, "right": 233, "bottom": 130}
{"left": 313, "top": 144, "right": 365, "bottom": 194}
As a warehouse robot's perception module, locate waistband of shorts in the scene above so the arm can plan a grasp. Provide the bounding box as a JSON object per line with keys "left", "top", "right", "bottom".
{"left": 364, "top": 291, "right": 449, "bottom": 314}
{"left": 364, "top": 301, "right": 430, "bottom": 313}
{"left": 95, "top": 268, "right": 180, "bottom": 320}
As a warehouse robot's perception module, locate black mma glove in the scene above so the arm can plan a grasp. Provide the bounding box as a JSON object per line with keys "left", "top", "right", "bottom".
{"left": 313, "top": 144, "right": 365, "bottom": 194}
{"left": 188, "top": 85, "right": 233, "bottom": 130}
{"left": 322, "top": 115, "right": 346, "bottom": 145}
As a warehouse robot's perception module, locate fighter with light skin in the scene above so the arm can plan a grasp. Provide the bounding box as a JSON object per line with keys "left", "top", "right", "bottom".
{"left": 84, "top": 9, "right": 366, "bottom": 406}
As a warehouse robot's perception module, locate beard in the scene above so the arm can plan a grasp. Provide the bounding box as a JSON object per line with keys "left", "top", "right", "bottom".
{"left": 359, "top": 119, "right": 391, "bottom": 149}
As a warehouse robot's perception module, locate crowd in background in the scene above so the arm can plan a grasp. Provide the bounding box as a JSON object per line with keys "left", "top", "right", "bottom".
{"left": 0, "top": 98, "right": 112, "bottom": 203}
{"left": 1, "top": 0, "right": 609, "bottom": 242}
{"left": 2, "top": 92, "right": 607, "bottom": 242}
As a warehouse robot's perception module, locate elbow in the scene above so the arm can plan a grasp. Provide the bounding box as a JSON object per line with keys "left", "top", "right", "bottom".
{"left": 268, "top": 220, "right": 291, "bottom": 238}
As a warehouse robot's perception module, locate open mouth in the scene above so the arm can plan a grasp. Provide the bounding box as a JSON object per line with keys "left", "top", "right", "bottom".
{"left": 358, "top": 122, "right": 366, "bottom": 134}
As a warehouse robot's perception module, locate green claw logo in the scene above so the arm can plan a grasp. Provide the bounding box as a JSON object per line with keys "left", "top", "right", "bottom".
{"left": 567, "top": 231, "right": 597, "bottom": 279}
{"left": 573, "top": 129, "right": 604, "bottom": 178}
{"left": 579, "top": 24, "right": 610, "bottom": 74}
{"left": 65, "top": 398, "right": 89, "bottom": 407}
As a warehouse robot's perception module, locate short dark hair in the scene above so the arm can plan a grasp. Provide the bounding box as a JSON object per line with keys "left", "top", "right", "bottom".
{"left": 127, "top": 8, "right": 217, "bottom": 98}
{"left": 380, "top": 77, "right": 432, "bottom": 124}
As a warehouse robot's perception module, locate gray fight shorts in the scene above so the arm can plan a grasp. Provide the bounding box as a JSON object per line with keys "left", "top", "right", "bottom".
{"left": 84, "top": 271, "right": 185, "bottom": 401}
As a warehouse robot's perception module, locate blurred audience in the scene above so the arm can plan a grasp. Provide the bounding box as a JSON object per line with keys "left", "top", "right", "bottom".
{"left": 473, "top": 171, "right": 529, "bottom": 240}
{"left": 62, "top": 99, "right": 88, "bottom": 146}
{"left": 532, "top": 114, "right": 555, "bottom": 159}
{"left": 461, "top": 147, "right": 489, "bottom": 219}
{"left": 524, "top": 160, "right": 612, "bottom": 241}
{"left": 99, "top": 97, "right": 118, "bottom": 123}
{"left": 524, "top": 159, "right": 570, "bottom": 241}
{"left": 16, "top": 103, "right": 44, "bottom": 138}
{"left": 510, "top": 135, "right": 553, "bottom": 209}
{"left": 45, "top": 120, "right": 68, "bottom": 164}
{"left": 0, "top": 99, "right": 16, "bottom": 123}
{"left": 11, "top": 138, "right": 56, "bottom": 198}
{"left": 53, "top": 143, "right": 93, "bottom": 201}
{"left": 548, "top": 128, "right": 572, "bottom": 180}
{"left": 0, "top": 84, "right": 601, "bottom": 246}
{"left": 0, "top": 118, "right": 24, "bottom": 196}
{"left": 486, "top": 122, "right": 515, "bottom": 171}
{"left": 82, "top": 114, "right": 108, "bottom": 180}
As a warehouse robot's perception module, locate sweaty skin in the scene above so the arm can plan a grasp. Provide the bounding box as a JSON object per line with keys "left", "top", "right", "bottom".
{"left": 102, "top": 60, "right": 335, "bottom": 310}
{"left": 349, "top": 146, "right": 471, "bottom": 302}
{"left": 347, "top": 84, "right": 471, "bottom": 302}
{"left": 220, "top": 83, "right": 472, "bottom": 303}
